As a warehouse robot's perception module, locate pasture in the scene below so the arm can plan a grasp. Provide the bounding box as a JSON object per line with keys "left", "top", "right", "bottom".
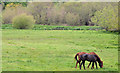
{"left": 2, "top": 29, "right": 118, "bottom": 71}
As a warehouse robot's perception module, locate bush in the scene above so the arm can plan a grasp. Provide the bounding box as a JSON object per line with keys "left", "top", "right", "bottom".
{"left": 12, "top": 13, "right": 35, "bottom": 29}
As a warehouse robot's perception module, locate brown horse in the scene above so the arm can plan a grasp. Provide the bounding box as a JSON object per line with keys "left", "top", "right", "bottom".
{"left": 74, "top": 52, "right": 103, "bottom": 69}
{"left": 79, "top": 54, "right": 103, "bottom": 70}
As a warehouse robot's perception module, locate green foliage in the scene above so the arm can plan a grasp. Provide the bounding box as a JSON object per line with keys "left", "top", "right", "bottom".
{"left": 3, "top": 2, "right": 27, "bottom": 8}
{"left": 33, "top": 25, "right": 101, "bottom": 30}
{"left": 2, "top": 24, "right": 13, "bottom": 29}
{"left": 91, "top": 4, "right": 118, "bottom": 31}
{"left": 12, "top": 13, "right": 35, "bottom": 29}
{"left": 2, "top": 24, "right": 102, "bottom": 30}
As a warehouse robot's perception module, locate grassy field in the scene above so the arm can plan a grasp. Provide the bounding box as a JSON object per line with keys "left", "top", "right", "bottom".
{"left": 2, "top": 29, "right": 118, "bottom": 71}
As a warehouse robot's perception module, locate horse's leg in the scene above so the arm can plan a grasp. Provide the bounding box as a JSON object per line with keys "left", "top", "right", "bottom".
{"left": 75, "top": 60, "right": 81, "bottom": 68}
{"left": 78, "top": 60, "right": 81, "bottom": 68}
{"left": 88, "top": 62, "right": 91, "bottom": 68}
{"left": 91, "top": 62, "right": 94, "bottom": 69}
{"left": 75, "top": 61, "right": 79, "bottom": 68}
{"left": 92, "top": 62, "right": 95, "bottom": 69}
{"left": 80, "top": 61, "right": 83, "bottom": 70}
{"left": 95, "top": 61, "right": 98, "bottom": 69}
{"left": 83, "top": 61, "right": 86, "bottom": 70}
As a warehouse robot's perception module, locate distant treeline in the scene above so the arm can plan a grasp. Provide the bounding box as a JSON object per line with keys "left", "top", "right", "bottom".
{"left": 1, "top": 2, "right": 119, "bottom": 31}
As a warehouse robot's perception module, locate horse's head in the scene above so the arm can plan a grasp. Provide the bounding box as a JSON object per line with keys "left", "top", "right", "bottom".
{"left": 99, "top": 61, "right": 103, "bottom": 68}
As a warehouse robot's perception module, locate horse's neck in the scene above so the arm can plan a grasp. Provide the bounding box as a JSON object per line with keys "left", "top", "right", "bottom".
{"left": 98, "top": 57, "right": 101, "bottom": 63}
{"left": 98, "top": 59, "right": 101, "bottom": 63}
{"left": 96, "top": 55, "right": 102, "bottom": 62}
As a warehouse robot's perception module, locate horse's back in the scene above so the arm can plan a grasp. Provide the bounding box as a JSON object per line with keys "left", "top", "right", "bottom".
{"left": 78, "top": 52, "right": 86, "bottom": 55}
{"left": 80, "top": 54, "right": 88, "bottom": 60}
{"left": 81, "top": 54, "right": 97, "bottom": 62}
{"left": 89, "top": 52, "right": 97, "bottom": 55}
{"left": 88, "top": 55, "right": 97, "bottom": 61}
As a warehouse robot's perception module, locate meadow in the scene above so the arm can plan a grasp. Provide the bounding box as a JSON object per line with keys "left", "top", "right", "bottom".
{"left": 2, "top": 28, "right": 118, "bottom": 71}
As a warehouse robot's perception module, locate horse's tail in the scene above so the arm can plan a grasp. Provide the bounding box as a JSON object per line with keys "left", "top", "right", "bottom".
{"left": 74, "top": 53, "right": 79, "bottom": 61}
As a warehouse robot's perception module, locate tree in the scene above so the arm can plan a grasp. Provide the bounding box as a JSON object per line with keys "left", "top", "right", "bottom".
{"left": 65, "top": 12, "right": 79, "bottom": 26}
{"left": 91, "top": 4, "right": 118, "bottom": 31}
{"left": 27, "top": 2, "right": 54, "bottom": 24}
{"left": 2, "top": 6, "right": 28, "bottom": 24}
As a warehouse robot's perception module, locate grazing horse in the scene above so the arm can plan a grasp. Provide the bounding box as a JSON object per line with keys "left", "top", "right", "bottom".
{"left": 74, "top": 52, "right": 103, "bottom": 69}
{"left": 79, "top": 54, "right": 103, "bottom": 70}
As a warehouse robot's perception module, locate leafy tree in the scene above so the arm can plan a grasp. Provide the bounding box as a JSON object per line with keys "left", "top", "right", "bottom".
{"left": 91, "top": 4, "right": 118, "bottom": 31}
{"left": 65, "top": 12, "right": 79, "bottom": 26}
{"left": 2, "top": 6, "right": 28, "bottom": 24}
{"left": 62, "top": 2, "right": 111, "bottom": 26}
{"left": 27, "top": 2, "right": 54, "bottom": 24}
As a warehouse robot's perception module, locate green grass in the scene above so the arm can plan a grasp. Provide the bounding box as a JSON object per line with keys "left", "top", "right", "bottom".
{"left": 2, "top": 29, "right": 118, "bottom": 71}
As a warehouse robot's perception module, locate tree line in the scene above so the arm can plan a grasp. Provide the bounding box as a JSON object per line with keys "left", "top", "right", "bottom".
{"left": 1, "top": 2, "right": 119, "bottom": 31}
